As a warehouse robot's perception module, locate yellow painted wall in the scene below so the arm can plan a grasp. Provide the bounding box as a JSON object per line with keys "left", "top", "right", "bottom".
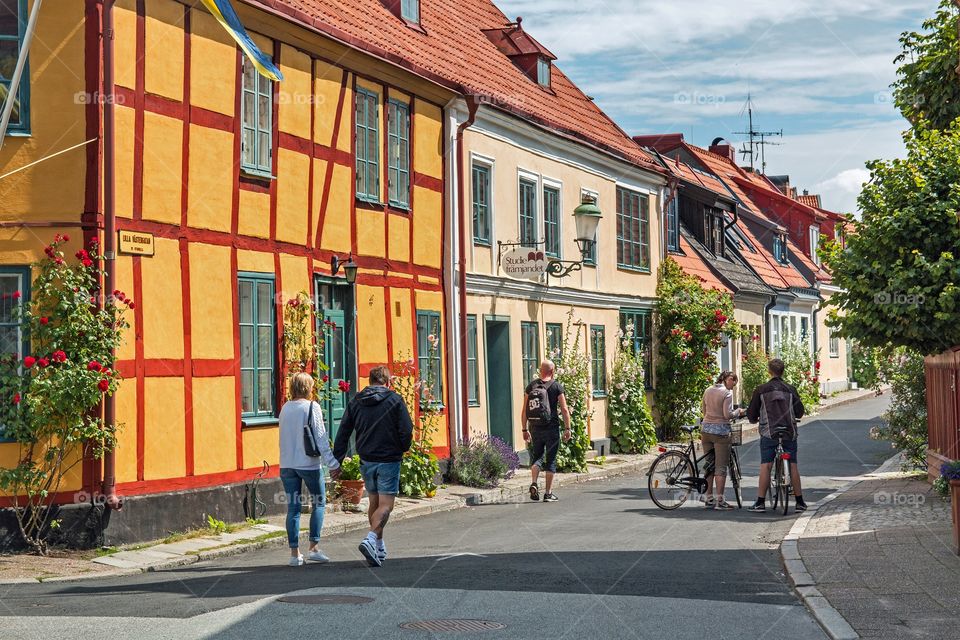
{"left": 189, "top": 243, "right": 234, "bottom": 360}
{"left": 141, "top": 111, "right": 183, "bottom": 225}
{"left": 357, "top": 209, "right": 386, "bottom": 257}
{"left": 187, "top": 125, "right": 234, "bottom": 232}
{"left": 0, "top": 0, "right": 88, "bottom": 220}
{"left": 114, "top": 0, "right": 137, "bottom": 90}
{"left": 113, "top": 381, "right": 139, "bottom": 484}
{"left": 140, "top": 238, "right": 184, "bottom": 360}
{"left": 144, "top": 0, "right": 184, "bottom": 101}
{"left": 817, "top": 295, "right": 848, "bottom": 391}
{"left": 143, "top": 377, "right": 185, "bottom": 480}
{"left": 236, "top": 249, "right": 274, "bottom": 274}
{"left": 192, "top": 377, "right": 237, "bottom": 475}
{"left": 238, "top": 189, "right": 271, "bottom": 239}
{"left": 279, "top": 254, "right": 309, "bottom": 300}
{"left": 319, "top": 164, "right": 353, "bottom": 253}
{"left": 278, "top": 44, "right": 312, "bottom": 139}
{"left": 412, "top": 187, "right": 442, "bottom": 268}
{"left": 114, "top": 255, "right": 137, "bottom": 362}
{"left": 114, "top": 105, "right": 136, "bottom": 218}
{"left": 356, "top": 285, "right": 388, "bottom": 364}
{"left": 388, "top": 215, "right": 410, "bottom": 263}
{"left": 242, "top": 427, "right": 279, "bottom": 469}
{"left": 189, "top": 9, "right": 236, "bottom": 116}
{"left": 413, "top": 100, "right": 443, "bottom": 179}
{"left": 276, "top": 149, "right": 310, "bottom": 244}
{"left": 390, "top": 288, "right": 414, "bottom": 358}
{"left": 314, "top": 63, "right": 344, "bottom": 144}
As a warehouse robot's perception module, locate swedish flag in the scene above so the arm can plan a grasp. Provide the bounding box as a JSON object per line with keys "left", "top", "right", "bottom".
{"left": 200, "top": 0, "right": 283, "bottom": 81}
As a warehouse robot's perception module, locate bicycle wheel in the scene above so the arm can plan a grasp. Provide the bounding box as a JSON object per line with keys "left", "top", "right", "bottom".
{"left": 781, "top": 459, "right": 791, "bottom": 516}
{"left": 648, "top": 451, "right": 695, "bottom": 510}
{"left": 771, "top": 457, "right": 783, "bottom": 510}
{"left": 729, "top": 449, "right": 742, "bottom": 509}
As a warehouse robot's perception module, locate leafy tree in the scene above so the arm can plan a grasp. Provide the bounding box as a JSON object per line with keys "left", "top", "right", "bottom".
{"left": 892, "top": 1, "right": 960, "bottom": 130}
{"left": 654, "top": 259, "right": 740, "bottom": 440}
{"left": 823, "top": 124, "right": 960, "bottom": 355}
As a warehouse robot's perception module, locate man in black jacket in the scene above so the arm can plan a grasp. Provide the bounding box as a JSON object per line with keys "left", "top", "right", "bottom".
{"left": 745, "top": 358, "right": 807, "bottom": 513}
{"left": 334, "top": 366, "right": 413, "bottom": 567}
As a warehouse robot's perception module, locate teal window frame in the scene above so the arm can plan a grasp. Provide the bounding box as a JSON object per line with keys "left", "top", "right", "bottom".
{"left": 620, "top": 309, "right": 653, "bottom": 389}
{"left": 590, "top": 325, "right": 606, "bottom": 397}
{"left": 521, "top": 321, "right": 540, "bottom": 384}
{"left": 616, "top": 187, "right": 650, "bottom": 272}
{"left": 666, "top": 197, "right": 680, "bottom": 251}
{"left": 355, "top": 87, "right": 380, "bottom": 203}
{"left": 519, "top": 177, "right": 537, "bottom": 247}
{"left": 240, "top": 57, "right": 273, "bottom": 176}
{"left": 545, "top": 322, "right": 563, "bottom": 360}
{"left": 466, "top": 315, "right": 479, "bottom": 406}
{"left": 0, "top": 266, "right": 29, "bottom": 441}
{"left": 387, "top": 99, "right": 410, "bottom": 209}
{"left": 543, "top": 184, "right": 561, "bottom": 258}
{"left": 416, "top": 310, "right": 443, "bottom": 404}
{"left": 0, "top": 0, "right": 30, "bottom": 135}
{"left": 400, "top": 0, "right": 420, "bottom": 23}
{"left": 238, "top": 272, "right": 277, "bottom": 422}
{"left": 472, "top": 163, "right": 492, "bottom": 246}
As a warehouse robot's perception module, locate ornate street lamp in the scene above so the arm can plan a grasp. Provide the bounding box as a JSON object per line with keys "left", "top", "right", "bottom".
{"left": 331, "top": 254, "right": 358, "bottom": 284}
{"left": 546, "top": 194, "right": 603, "bottom": 278}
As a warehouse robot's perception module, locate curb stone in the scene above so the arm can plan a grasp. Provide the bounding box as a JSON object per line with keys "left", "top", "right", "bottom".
{"left": 0, "top": 453, "right": 657, "bottom": 585}
{"left": 780, "top": 452, "right": 903, "bottom": 640}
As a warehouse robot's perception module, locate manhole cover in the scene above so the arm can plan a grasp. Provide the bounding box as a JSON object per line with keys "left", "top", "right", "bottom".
{"left": 399, "top": 619, "right": 506, "bottom": 632}
{"left": 278, "top": 595, "right": 374, "bottom": 605}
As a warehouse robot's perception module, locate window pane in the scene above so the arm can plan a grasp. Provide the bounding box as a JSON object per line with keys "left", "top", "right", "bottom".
{"left": 240, "top": 326, "right": 254, "bottom": 367}
{"left": 242, "top": 91, "right": 255, "bottom": 127}
{"left": 257, "top": 325, "right": 272, "bottom": 366}
{"left": 241, "top": 370, "right": 254, "bottom": 414}
{"left": 257, "top": 369, "right": 273, "bottom": 412}
{"left": 258, "top": 131, "right": 270, "bottom": 169}
{"left": 257, "top": 282, "right": 273, "bottom": 320}
{"left": 544, "top": 186, "right": 560, "bottom": 257}
{"left": 0, "top": 325, "right": 17, "bottom": 356}
{"left": 330, "top": 326, "right": 345, "bottom": 379}
{"left": 0, "top": 0, "right": 19, "bottom": 37}
{"left": 239, "top": 280, "right": 254, "bottom": 324}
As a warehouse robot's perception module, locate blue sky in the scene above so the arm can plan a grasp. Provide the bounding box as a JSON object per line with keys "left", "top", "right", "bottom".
{"left": 495, "top": 0, "right": 937, "bottom": 213}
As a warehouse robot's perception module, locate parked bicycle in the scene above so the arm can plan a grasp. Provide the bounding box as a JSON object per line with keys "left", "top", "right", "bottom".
{"left": 647, "top": 420, "right": 744, "bottom": 510}
{"left": 767, "top": 433, "right": 793, "bottom": 516}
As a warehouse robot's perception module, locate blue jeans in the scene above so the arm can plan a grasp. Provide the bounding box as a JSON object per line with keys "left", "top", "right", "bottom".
{"left": 280, "top": 468, "right": 326, "bottom": 549}
{"left": 361, "top": 461, "right": 402, "bottom": 495}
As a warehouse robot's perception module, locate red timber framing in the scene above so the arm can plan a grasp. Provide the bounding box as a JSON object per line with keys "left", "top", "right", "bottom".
{"left": 102, "top": 0, "right": 448, "bottom": 497}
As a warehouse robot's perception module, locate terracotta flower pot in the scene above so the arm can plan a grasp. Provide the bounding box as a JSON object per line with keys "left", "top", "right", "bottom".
{"left": 339, "top": 479, "right": 365, "bottom": 505}
{"left": 951, "top": 479, "right": 960, "bottom": 556}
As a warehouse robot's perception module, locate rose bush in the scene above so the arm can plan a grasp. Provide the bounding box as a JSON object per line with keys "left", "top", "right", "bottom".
{"left": 0, "top": 235, "right": 129, "bottom": 553}
{"left": 608, "top": 324, "right": 656, "bottom": 454}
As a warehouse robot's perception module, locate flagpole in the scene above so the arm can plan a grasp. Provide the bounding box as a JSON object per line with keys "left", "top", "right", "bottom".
{"left": 0, "top": 0, "right": 43, "bottom": 150}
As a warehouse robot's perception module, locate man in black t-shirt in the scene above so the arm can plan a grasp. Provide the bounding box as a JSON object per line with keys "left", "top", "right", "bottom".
{"left": 521, "top": 360, "right": 571, "bottom": 502}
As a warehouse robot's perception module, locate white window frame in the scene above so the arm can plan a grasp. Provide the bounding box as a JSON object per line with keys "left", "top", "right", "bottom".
{"left": 471, "top": 155, "right": 495, "bottom": 246}
{"left": 517, "top": 168, "right": 541, "bottom": 247}
{"left": 809, "top": 225, "right": 821, "bottom": 266}
{"left": 542, "top": 176, "right": 563, "bottom": 260}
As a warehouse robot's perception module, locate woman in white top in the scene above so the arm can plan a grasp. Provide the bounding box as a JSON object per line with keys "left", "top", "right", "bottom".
{"left": 279, "top": 372, "right": 340, "bottom": 566}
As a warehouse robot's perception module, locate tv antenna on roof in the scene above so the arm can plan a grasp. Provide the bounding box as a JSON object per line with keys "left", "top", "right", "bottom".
{"left": 734, "top": 94, "right": 782, "bottom": 173}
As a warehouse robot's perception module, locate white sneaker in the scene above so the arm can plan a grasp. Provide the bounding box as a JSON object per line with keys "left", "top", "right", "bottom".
{"left": 307, "top": 550, "right": 330, "bottom": 563}
{"left": 288, "top": 554, "right": 305, "bottom": 567}
{"left": 377, "top": 543, "right": 386, "bottom": 564}
{"left": 358, "top": 538, "right": 382, "bottom": 567}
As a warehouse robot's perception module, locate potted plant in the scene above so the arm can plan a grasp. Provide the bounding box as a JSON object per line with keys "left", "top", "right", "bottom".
{"left": 337, "top": 455, "right": 365, "bottom": 505}
{"left": 941, "top": 461, "right": 960, "bottom": 555}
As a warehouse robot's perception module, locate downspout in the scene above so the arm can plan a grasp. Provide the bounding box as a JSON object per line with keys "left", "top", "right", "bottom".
{"left": 455, "top": 96, "right": 479, "bottom": 442}
{"left": 101, "top": 0, "right": 121, "bottom": 510}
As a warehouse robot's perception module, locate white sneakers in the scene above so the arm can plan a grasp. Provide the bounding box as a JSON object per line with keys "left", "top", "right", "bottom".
{"left": 288, "top": 549, "right": 329, "bottom": 566}
{"left": 359, "top": 537, "right": 382, "bottom": 567}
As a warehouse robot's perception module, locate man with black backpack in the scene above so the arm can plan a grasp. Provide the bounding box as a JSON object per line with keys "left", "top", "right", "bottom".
{"left": 745, "top": 358, "right": 807, "bottom": 513}
{"left": 521, "top": 359, "right": 571, "bottom": 502}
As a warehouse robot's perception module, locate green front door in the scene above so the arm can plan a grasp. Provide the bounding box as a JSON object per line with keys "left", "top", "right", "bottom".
{"left": 485, "top": 318, "right": 513, "bottom": 447}
{"left": 321, "top": 307, "right": 348, "bottom": 439}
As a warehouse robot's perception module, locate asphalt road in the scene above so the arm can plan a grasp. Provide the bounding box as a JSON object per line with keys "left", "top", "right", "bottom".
{"left": 0, "top": 395, "right": 894, "bottom": 640}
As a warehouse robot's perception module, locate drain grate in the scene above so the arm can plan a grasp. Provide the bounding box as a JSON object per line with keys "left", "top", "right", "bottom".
{"left": 399, "top": 619, "right": 506, "bottom": 632}
{"left": 278, "top": 595, "right": 374, "bottom": 605}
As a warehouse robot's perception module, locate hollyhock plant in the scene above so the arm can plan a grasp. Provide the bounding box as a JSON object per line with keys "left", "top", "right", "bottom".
{"left": 0, "top": 234, "right": 129, "bottom": 554}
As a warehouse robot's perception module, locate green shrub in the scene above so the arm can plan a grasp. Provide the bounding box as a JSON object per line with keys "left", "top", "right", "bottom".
{"left": 339, "top": 454, "right": 361, "bottom": 481}
{"left": 869, "top": 348, "right": 928, "bottom": 469}
{"left": 779, "top": 337, "right": 821, "bottom": 413}
{"left": 451, "top": 438, "right": 510, "bottom": 488}
{"left": 608, "top": 325, "right": 656, "bottom": 453}
{"left": 740, "top": 340, "right": 768, "bottom": 404}
{"left": 551, "top": 310, "right": 592, "bottom": 473}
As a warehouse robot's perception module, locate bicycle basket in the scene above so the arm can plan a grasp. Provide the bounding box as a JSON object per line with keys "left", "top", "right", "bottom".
{"left": 730, "top": 421, "right": 743, "bottom": 446}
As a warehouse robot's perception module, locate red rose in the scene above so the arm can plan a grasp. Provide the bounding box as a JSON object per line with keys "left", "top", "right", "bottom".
{"left": 128, "top": 302, "right": 136, "bottom": 310}
{"left": 53, "top": 350, "right": 67, "bottom": 363}
{"left": 75, "top": 250, "right": 88, "bottom": 260}
{"left": 12, "top": 291, "right": 20, "bottom": 300}
{"left": 87, "top": 360, "right": 101, "bottom": 372}
{"left": 101, "top": 368, "right": 112, "bottom": 377}
{"left": 38, "top": 357, "right": 50, "bottom": 368}
{"left": 23, "top": 356, "right": 36, "bottom": 368}
{"left": 89, "top": 237, "right": 99, "bottom": 246}
{"left": 62, "top": 234, "right": 70, "bottom": 242}
{"left": 814, "top": 361, "right": 821, "bottom": 370}
{"left": 39, "top": 317, "right": 49, "bottom": 325}
{"left": 82, "top": 258, "right": 93, "bottom": 268}
{"left": 97, "top": 379, "right": 110, "bottom": 392}
{"left": 55, "top": 258, "right": 64, "bottom": 265}
{"left": 12, "top": 393, "right": 20, "bottom": 404}
{"left": 338, "top": 380, "right": 351, "bottom": 393}
{"left": 322, "top": 375, "right": 330, "bottom": 383}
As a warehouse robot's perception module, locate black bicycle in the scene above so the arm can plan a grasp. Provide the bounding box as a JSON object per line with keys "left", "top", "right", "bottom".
{"left": 647, "top": 421, "right": 744, "bottom": 510}
{"left": 768, "top": 433, "right": 792, "bottom": 516}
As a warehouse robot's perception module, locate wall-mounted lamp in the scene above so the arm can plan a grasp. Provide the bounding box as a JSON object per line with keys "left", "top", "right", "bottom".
{"left": 331, "top": 254, "right": 358, "bottom": 285}
{"left": 546, "top": 195, "right": 603, "bottom": 278}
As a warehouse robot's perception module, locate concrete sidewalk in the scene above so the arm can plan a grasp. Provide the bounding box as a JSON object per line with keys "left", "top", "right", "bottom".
{"left": 784, "top": 464, "right": 959, "bottom": 639}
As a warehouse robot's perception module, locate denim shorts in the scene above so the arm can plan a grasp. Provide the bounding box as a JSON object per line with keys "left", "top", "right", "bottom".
{"left": 760, "top": 436, "right": 798, "bottom": 465}
{"left": 361, "top": 461, "right": 401, "bottom": 495}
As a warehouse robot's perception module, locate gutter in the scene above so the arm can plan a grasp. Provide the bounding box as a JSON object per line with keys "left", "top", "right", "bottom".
{"left": 455, "top": 97, "right": 480, "bottom": 443}
{"left": 100, "top": 0, "right": 122, "bottom": 511}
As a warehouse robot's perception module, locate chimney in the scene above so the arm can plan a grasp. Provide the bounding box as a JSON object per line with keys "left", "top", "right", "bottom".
{"left": 803, "top": 189, "right": 809, "bottom": 196}
{"left": 709, "top": 137, "right": 736, "bottom": 162}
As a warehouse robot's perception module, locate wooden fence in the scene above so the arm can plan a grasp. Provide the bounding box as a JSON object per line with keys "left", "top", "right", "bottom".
{"left": 926, "top": 346, "right": 960, "bottom": 481}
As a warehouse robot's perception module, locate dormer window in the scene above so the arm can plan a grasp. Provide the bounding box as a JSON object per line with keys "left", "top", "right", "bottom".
{"left": 773, "top": 233, "right": 788, "bottom": 264}
{"left": 400, "top": 0, "right": 419, "bottom": 23}
{"left": 703, "top": 207, "right": 725, "bottom": 257}
{"left": 537, "top": 57, "right": 551, "bottom": 86}
{"left": 483, "top": 18, "right": 557, "bottom": 89}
